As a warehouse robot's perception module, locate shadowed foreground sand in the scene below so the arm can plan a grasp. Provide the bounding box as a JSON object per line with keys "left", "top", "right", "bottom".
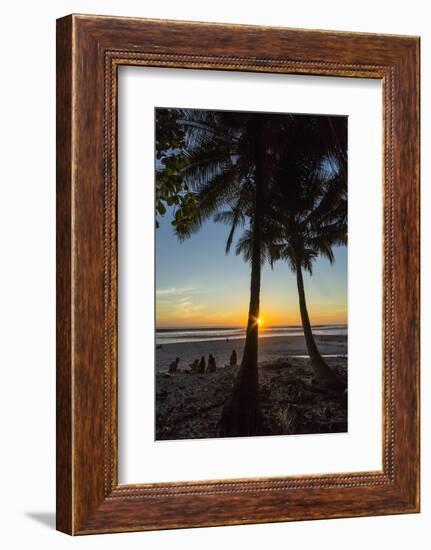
{"left": 156, "top": 342, "right": 347, "bottom": 441}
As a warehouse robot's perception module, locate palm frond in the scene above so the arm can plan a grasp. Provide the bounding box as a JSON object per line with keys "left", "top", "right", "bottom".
{"left": 235, "top": 229, "right": 254, "bottom": 263}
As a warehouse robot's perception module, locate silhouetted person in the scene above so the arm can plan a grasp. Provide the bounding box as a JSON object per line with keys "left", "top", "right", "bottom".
{"left": 229, "top": 349, "right": 237, "bottom": 366}
{"left": 169, "top": 357, "right": 179, "bottom": 374}
{"left": 189, "top": 358, "right": 199, "bottom": 372}
{"left": 197, "top": 356, "right": 206, "bottom": 373}
{"left": 206, "top": 354, "right": 216, "bottom": 373}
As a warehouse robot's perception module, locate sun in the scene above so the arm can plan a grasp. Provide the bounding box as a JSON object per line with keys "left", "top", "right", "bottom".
{"left": 257, "top": 317, "right": 262, "bottom": 325}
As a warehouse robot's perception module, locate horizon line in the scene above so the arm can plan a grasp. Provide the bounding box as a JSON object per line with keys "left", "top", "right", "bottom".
{"left": 156, "top": 322, "right": 347, "bottom": 331}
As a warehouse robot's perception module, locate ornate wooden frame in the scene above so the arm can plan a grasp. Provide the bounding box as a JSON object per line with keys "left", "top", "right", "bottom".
{"left": 56, "top": 14, "right": 420, "bottom": 535}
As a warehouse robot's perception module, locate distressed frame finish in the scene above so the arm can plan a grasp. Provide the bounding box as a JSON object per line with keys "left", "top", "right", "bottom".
{"left": 56, "top": 14, "right": 420, "bottom": 535}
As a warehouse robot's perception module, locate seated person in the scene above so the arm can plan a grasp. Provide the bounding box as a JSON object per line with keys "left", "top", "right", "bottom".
{"left": 189, "top": 358, "right": 199, "bottom": 372}
{"left": 197, "top": 356, "right": 206, "bottom": 374}
{"left": 206, "top": 354, "right": 217, "bottom": 373}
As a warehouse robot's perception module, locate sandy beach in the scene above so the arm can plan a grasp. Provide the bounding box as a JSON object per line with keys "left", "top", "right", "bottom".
{"left": 156, "top": 334, "right": 347, "bottom": 440}
{"left": 156, "top": 333, "right": 347, "bottom": 372}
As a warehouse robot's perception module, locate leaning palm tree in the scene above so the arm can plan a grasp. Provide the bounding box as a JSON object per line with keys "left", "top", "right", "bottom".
{"left": 270, "top": 145, "right": 347, "bottom": 388}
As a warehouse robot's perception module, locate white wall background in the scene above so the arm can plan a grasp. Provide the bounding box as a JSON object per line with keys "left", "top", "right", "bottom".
{"left": 0, "top": 0, "right": 427, "bottom": 548}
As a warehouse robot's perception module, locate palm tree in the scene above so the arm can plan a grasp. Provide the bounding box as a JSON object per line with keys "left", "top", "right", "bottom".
{"left": 218, "top": 115, "right": 266, "bottom": 436}
{"left": 269, "top": 120, "right": 347, "bottom": 388}
{"left": 157, "top": 109, "right": 275, "bottom": 436}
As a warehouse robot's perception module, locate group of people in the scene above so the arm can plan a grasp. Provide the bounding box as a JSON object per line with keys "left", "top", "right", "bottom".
{"left": 168, "top": 349, "right": 238, "bottom": 374}
{"left": 189, "top": 354, "right": 216, "bottom": 374}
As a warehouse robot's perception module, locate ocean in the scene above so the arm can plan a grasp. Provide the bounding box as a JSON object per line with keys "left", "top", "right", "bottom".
{"left": 156, "top": 324, "right": 347, "bottom": 346}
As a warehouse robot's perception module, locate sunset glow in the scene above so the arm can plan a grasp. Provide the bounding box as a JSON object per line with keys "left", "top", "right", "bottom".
{"left": 155, "top": 216, "right": 347, "bottom": 329}
{"left": 155, "top": 277, "right": 347, "bottom": 329}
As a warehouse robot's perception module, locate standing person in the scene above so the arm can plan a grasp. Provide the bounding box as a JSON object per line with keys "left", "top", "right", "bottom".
{"left": 169, "top": 357, "right": 180, "bottom": 374}
{"left": 229, "top": 349, "right": 237, "bottom": 366}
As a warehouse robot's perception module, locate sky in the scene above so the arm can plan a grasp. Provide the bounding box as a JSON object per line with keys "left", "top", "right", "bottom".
{"left": 155, "top": 208, "right": 347, "bottom": 328}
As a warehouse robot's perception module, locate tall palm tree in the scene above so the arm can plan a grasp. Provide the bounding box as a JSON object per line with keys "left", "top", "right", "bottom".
{"left": 157, "top": 109, "right": 275, "bottom": 436}
{"left": 218, "top": 115, "right": 267, "bottom": 436}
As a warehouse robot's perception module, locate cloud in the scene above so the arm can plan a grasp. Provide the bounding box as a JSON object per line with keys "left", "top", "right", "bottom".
{"left": 156, "top": 289, "right": 207, "bottom": 321}
{"left": 156, "top": 286, "right": 194, "bottom": 296}
{"left": 155, "top": 286, "right": 216, "bottom": 322}
{"left": 156, "top": 286, "right": 213, "bottom": 298}
{"left": 176, "top": 302, "right": 205, "bottom": 319}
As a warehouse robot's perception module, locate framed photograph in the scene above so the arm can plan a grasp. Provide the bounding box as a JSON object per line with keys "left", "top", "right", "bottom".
{"left": 56, "top": 14, "right": 420, "bottom": 534}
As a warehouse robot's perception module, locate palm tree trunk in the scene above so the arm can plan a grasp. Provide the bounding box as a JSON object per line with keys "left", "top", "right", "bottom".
{"left": 295, "top": 263, "right": 343, "bottom": 388}
{"left": 219, "top": 119, "right": 264, "bottom": 437}
{"left": 219, "top": 232, "right": 262, "bottom": 436}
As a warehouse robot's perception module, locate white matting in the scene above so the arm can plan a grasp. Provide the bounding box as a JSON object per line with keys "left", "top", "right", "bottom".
{"left": 117, "top": 66, "right": 382, "bottom": 484}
